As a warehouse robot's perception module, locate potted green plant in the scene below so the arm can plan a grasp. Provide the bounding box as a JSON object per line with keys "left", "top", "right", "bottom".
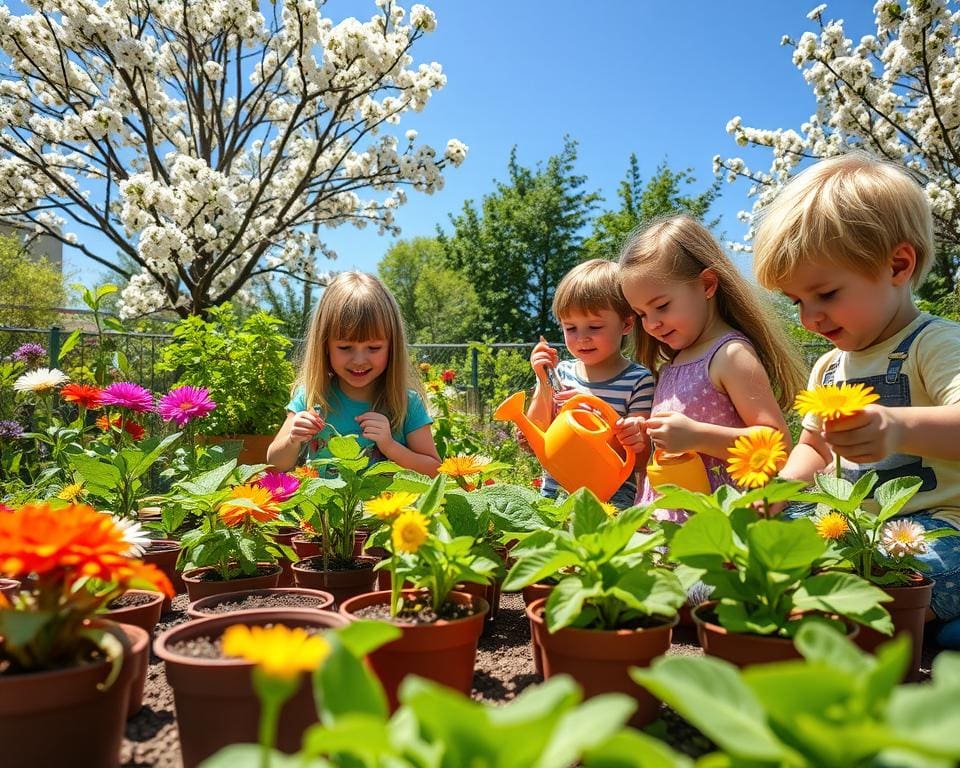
{"left": 157, "top": 303, "right": 295, "bottom": 463}
{"left": 169, "top": 461, "right": 293, "bottom": 600}
{"left": 0, "top": 501, "right": 172, "bottom": 767}
{"left": 290, "top": 434, "right": 399, "bottom": 605}
{"left": 338, "top": 473, "right": 500, "bottom": 710}
{"left": 629, "top": 621, "right": 960, "bottom": 767}
{"left": 504, "top": 488, "right": 686, "bottom": 726}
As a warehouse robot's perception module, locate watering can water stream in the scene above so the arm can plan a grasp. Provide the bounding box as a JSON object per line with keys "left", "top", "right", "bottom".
{"left": 494, "top": 391, "right": 635, "bottom": 502}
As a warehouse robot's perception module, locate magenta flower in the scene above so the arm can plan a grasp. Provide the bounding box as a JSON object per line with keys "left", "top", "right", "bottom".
{"left": 99, "top": 382, "right": 155, "bottom": 413}
{"left": 157, "top": 386, "right": 216, "bottom": 427}
{"left": 259, "top": 471, "right": 300, "bottom": 502}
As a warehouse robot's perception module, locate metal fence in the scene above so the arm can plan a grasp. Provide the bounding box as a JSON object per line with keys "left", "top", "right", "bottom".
{"left": 1, "top": 326, "right": 830, "bottom": 419}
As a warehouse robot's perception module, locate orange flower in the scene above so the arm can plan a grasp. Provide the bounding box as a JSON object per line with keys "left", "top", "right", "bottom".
{"left": 726, "top": 427, "right": 788, "bottom": 488}
{"left": 292, "top": 465, "right": 319, "bottom": 479}
{"left": 219, "top": 484, "right": 280, "bottom": 527}
{"left": 96, "top": 414, "right": 146, "bottom": 441}
{"left": 437, "top": 455, "right": 492, "bottom": 479}
{"left": 815, "top": 512, "right": 850, "bottom": 541}
{"left": 61, "top": 383, "right": 103, "bottom": 409}
{"left": 0, "top": 503, "right": 170, "bottom": 596}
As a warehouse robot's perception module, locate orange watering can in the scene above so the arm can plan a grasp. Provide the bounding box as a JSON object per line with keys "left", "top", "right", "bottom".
{"left": 494, "top": 391, "right": 635, "bottom": 502}
{"left": 646, "top": 449, "right": 711, "bottom": 495}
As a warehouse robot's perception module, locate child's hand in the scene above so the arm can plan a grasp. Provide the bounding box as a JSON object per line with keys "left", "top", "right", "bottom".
{"left": 530, "top": 335, "right": 559, "bottom": 385}
{"left": 552, "top": 387, "right": 580, "bottom": 408}
{"left": 356, "top": 411, "right": 395, "bottom": 449}
{"left": 822, "top": 405, "right": 902, "bottom": 464}
{"left": 614, "top": 416, "right": 648, "bottom": 450}
{"left": 289, "top": 409, "right": 325, "bottom": 444}
{"left": 644, "top": 411, "right": 700, "bottom": 454}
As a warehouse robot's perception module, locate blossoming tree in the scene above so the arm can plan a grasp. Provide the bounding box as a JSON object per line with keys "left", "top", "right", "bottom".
{"left": 0, "top": 0, "right": 466, "bottom": 318}
{"left": 715, "top": 1, "right": 959, "bottom": 297}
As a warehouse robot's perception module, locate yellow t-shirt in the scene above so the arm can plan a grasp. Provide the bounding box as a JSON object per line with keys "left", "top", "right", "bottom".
{"left": 803, "top": 313, "right": 960, "bottom": 526}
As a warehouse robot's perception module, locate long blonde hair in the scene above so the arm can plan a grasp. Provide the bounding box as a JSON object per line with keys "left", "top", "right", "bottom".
{"left": 296, "top": 272, "right": 423, "bottom": 431}
{"left": 618, "top": 216, "right": 805, "bottom": 410}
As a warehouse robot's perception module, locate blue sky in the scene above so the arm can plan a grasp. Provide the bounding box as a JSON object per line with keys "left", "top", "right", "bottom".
{"left": 55, "top": 0, "right": 878, "bottom": 286}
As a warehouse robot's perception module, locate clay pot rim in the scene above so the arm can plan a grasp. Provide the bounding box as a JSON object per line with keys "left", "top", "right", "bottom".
{"left": 292, "top": 554, "right": 379, "bottom": 572}
{"left": 339, "top": 589, "right": 489, "bottom": 627}
{"left": 181, "top": 562, "right": 283, "bottom": 582}
{"left": 153, "top": 607, "right": 348, "bottom": 667}
{"left": 106, "top": 588, "right": 166, "bottom": 608}
{"left": 525, "top": 596, "right": 679, "bottom": 637}
{"left": 186, "top": 586, "right": 336, "bottom": 618}
{"left": 691, "top": 600, "right": 859, "bottom": 641}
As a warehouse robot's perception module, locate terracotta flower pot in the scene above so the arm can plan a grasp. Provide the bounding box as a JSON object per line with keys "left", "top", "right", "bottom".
{"left": 202, "top": 433, "right": 274, "bottom": 465}
{"left": 186, "top": 586, "right": 336, "bottom": 619}
{"left": 692, "top": 601, "right": 859, "bottom": 668}
{"left": 141, "top": 539, "right": 183, "bottom": 612}
{"left": 181, "top": 563, "right": 282, "bottom": 601}
{"left": 520, "top": 583, "right": 555, "bottom": 676}
{"left": 0, "top": 619, "right": 148, "bottom": 768}
{"left": 0, "top": 577, "right": 20, "bottom": 602}
{"left": 292, "top": 555, "right": 379, "bottom": 608}
{"left": 339, "top": 590, "right": 488, "bottom": 711}
{"left": 271, "top": 526, "right": 299, "bottom": 587}
{"left": 118, "top": 621, "right": 151, "bottom": 719}
{"left": 291, "top": 532, "right": 361, "bottom": 561}
{"left": 154, "top": 608, "right": 348, "bottom": 768}
{"left": 105, "top": 589, "right": 164, "bottom": 638}
{"left": 855, "top": 575, "right": 933, "bottom": 682}
{"left": 526, "top": 597, "right": 676, "bottom": 727}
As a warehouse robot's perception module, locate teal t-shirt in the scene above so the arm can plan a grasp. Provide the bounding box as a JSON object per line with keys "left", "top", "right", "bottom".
{"left": 286, "top": 382, "right": 432, "bottom": 463}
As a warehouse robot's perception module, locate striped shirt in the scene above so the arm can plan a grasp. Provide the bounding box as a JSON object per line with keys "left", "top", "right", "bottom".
{"left": 541, "top": 359, "right": 655, "bottom": 500}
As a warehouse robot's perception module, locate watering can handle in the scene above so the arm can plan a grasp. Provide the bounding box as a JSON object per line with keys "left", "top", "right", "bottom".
{"left": 558, "top": 394, "right": 636, "bottom": 467}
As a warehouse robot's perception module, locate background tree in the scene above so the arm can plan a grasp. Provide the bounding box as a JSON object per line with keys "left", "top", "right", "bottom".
{"left": 583, "top": 155, "right": 720, "bottom": 261}
{"left": 413, "top": 267, "right": 479, "bottom": 343}
{"left": 0, "top": 236, "right": 66, "bottom": 327}
{"left": 378, "top": 236, "right": 443, "bottom": 336}
{"left": 0, "top": 1, "right": 465, "bottom": 318}
{"left": 716, "top": 1, "right": 960, "bottom": 308}
{"left": 440, "top": 138, "right": 598, "bottom": 340}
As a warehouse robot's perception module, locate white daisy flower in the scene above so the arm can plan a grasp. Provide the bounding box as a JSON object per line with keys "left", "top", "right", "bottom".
{"left": 112, "top": 516, "right": 152, "bottom": 556}
{"left": 13, "top": 367, "right": 68, "bottom": 393}
{"left": 880, "top": 519, "right": 927, "bottom": 558}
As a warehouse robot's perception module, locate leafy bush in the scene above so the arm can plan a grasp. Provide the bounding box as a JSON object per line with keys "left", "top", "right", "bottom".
{"left": 157, "top": 304, "right": 294, "bottom": 436}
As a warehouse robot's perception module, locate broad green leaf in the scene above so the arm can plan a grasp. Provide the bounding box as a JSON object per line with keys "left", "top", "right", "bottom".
{"left": 57, "top": 329, "right": 81, "bottom": 358}
{"left": 668, "top": 509, "right": 734, "bottom": 568}
{"left": 849, "top": 470, "right": 880, "bottom": 508}
{"left": 651, "top": 487, "right": 719, "bottom": 516}
{"left": 875, "top": 476, "right": 923, "bottom": 523}
{"left": 747, "top": 518, "right": 825, "bottom": 572}
{"left": 503, "top": 548, "right": 579, "bottom": 591}
{"left": 581, "top": 727, "right": 693, "bottom": 767}
{"left": 608, "top": 569, "right": 685, "bottom": 617}
{"left": 333, "top": 619, "right": 401, "bottom": 658}
{"left": 886, "top": 672, "right": 960, "bottom": 755}
{"left": 536, "top": 693, "right": 637, "bottom": 768}
{"left": 743, "top": 661, "right": 857, "bottom": 732}
{"left": 328, "top": 435, "right": 364, "bottom": 460}
{"left": 546, "top": 576, "right": 602, "bottom": 631}
{"left": 179, "top": 460, "right": 237, "bottom": 495}
{"left": 862, "top": 633, "right": 912, "bottom": 713}
{"left": 313, "top": 635, "right": 388, "bottom": 721}
{"left": 792, "top": 572, "right": 893, "bottom": 635}
{"left": 199, "top": 743, "right": 329, "bottom": 767}
{"left": 793, "top": 618, "right": 871, "bottom": 674}
{"left": 631, "top": 656, "right": 794, "bottom": 762}
{"left": 301, "top": 714, "right": 393, "bottom": 761}
{"left": 569, "top": 489, "right": 609, "bottom": 538}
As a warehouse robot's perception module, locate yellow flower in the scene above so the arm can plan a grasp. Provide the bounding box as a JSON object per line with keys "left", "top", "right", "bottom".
{"left": 437, "top": 455, "right": 491, "bottom": 478}
{"left": 392, "top": 509, "right": 429, "bottom": 553}
{"left": 815, "top": 512, "right": 850, "bottom": 540}
{"left": 58, "top": 483, "right": 85, "bottom": 502}
{"left": 726, "top": 427, "right": 788, "bottom": 488}
{"left": 364, "top": 491, "right": 421, "bottom": 521}
{"left": 601, "top": 502, "right": 618, "bottom": 517}
{"left": 218, "top": 484, "right": 280, "bottom": 527}
{"left": 794, "top": 383, "right": 880, "bottom": 422}
{"left": 222, "top": 624, "right": 330, "bottom": 680}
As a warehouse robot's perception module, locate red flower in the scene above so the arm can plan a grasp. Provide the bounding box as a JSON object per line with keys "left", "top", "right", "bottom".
{"left": 61, "top": 383, "right": 103, "bottom": 410}
{"left": 531, "top": 477, "right": 542, "bottom": 489}
{"left": 441, "top": 369, "right": 456, "bottom": 383}
{"left": 96, "top": 414, "right": 146, "bottom": 441}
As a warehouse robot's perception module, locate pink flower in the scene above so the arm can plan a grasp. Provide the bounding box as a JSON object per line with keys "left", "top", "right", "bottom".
{"left": 259, "top": 471, "right": 300, "bottom": 502}
{"left": 157, "top": 386, "right": 216, "bottom": 427}
{"left": 100, "top": 382, "right": 155, "bottom": 413}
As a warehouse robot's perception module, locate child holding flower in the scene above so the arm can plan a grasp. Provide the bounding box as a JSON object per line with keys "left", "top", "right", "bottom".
{"left": 753, "top": 153, "right": 960, "bottom": 644}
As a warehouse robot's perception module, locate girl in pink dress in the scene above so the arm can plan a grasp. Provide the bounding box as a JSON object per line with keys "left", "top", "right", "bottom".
{"left": 611, "top": 216, "right": 806, "bottom": 520}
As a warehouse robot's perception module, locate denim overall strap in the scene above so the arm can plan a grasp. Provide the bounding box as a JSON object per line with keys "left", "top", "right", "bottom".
{"left": 821, "top": 318, "right": 936, "bottom": 386}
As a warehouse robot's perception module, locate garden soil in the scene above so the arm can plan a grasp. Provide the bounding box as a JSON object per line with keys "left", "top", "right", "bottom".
{"left": 122, "top": 592, "right": 944, "bottom": 767}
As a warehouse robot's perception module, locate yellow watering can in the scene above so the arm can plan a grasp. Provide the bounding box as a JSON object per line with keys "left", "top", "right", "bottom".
{"left": 646, "top": 449, "right": 711, "bottom": 495}
{"left": 494, "top": 391, "right": 635, "bottom": 502}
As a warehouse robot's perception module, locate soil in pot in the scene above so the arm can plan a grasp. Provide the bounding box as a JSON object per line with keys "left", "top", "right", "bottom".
{"left": 526, "top": 597, "right": 676, "bottom": 728}
{"left": 154, "top": 608, "right": 347, "bottom": 768}
{"left": 105, "top": 589, "right": 165, "bottom": 639}
{"left": 292, "top": 554, "right": 379, "bottom": 608}
{"left": 182, "top": 563, "right": 282, "bottom": 601}
{"left": 142, "top": 539, "right": 183, "bottom": 612}
{"left": 186, "top": 587, "right": 335, "bottom": 619}
{"left": 339, "top": 590, "right": 488, "bottom": 711}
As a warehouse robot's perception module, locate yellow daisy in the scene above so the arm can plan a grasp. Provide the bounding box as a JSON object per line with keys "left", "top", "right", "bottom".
{"left": 726, "top": 427, "right": 788, "bottom": 488}
{"left": 815, "top": 512, "right": 850, "bottom": 540}
{"left": 58, "top": 483, "right": 85, "bottom": 502}
{"left": 600, "top": 502, "right": 618, "bottom": 517}
{"left": 364, "top": 491, "right": 421, "bottom": 521}
{"left": 794, "top": 383, "right": 880, "bottom": 422}
{"left": 437, "top": 455, "right": 491, "bottom": 478}
{"left": 222, "top": 624, "right": 330, "bottom": 680}
{"left": 392, "top": 509, "right": 429, "bottom": 553}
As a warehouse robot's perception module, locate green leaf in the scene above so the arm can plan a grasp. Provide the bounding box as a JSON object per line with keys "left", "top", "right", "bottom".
{"left": 849, "top": 470, "right": 880, "bottom": 507}
{"left": 886, "top": 663, "right": 960, "bottom": 755}
{"left": 535, "top": 693, "right": 638, "bottom": 768}
{"left": 503, "top": 548, "right": 579, "bottom": 591}
{"left": 313, "top": 634, "right": 389, "bottom": 721}
{"left": 747, "top": 518, "right": 825, "bottom": 573}
{"left": 631, "top": 655, "right": 794, "bottom": 762}
{"left": 668, "top": 509, "right": 735, "bottom": 569}
{"left": 875, "top": 476, "right": 923, "bottom": 523}
{"left": 0, "top": 608, "right": 52, "bottom": 646}
{"left": 581, "top": 727, "right": 693, "bottom": 767}
{"left": 792, "top": 572, "right": 893, "bottom": 634}
{"left": 334, "top": 620, "right": 401, "bottom": 658}
{"left": 569, "top": 489, "right": 609, "bottom": 538}
{"left": 179, "top": 460, "right": 237, "bottom": 496}
{"left": 199, "top": 744, "right": 325, "bottom": 767}
{"left": 546, "top": 576, "right": 601, "bottom": 631}
{"left": 793, "top": 618, "right": 870, "bottom": 674}
{"left": 301, "top": 714, "right": 394, "bottom": 761}
{"left": 608, "top": 569, "right": 685, "bottom": 618}
{"left": 650, "top": 487, "right": 719, "bottom": 516}
{"left": 57, "top": 329, "right": 81, "bottom": 359}
{"left": 328, "top": 435, "right": 364, "bottom": 460}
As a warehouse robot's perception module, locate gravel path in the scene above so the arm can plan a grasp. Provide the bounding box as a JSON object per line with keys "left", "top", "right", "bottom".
{"left": 121, "top": 592, "right": 943, "bottom": 767}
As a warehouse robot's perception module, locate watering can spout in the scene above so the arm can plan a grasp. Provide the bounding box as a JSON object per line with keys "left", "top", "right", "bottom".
{"left": 493, "top": 391, "right": 546, "bottom": 460}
